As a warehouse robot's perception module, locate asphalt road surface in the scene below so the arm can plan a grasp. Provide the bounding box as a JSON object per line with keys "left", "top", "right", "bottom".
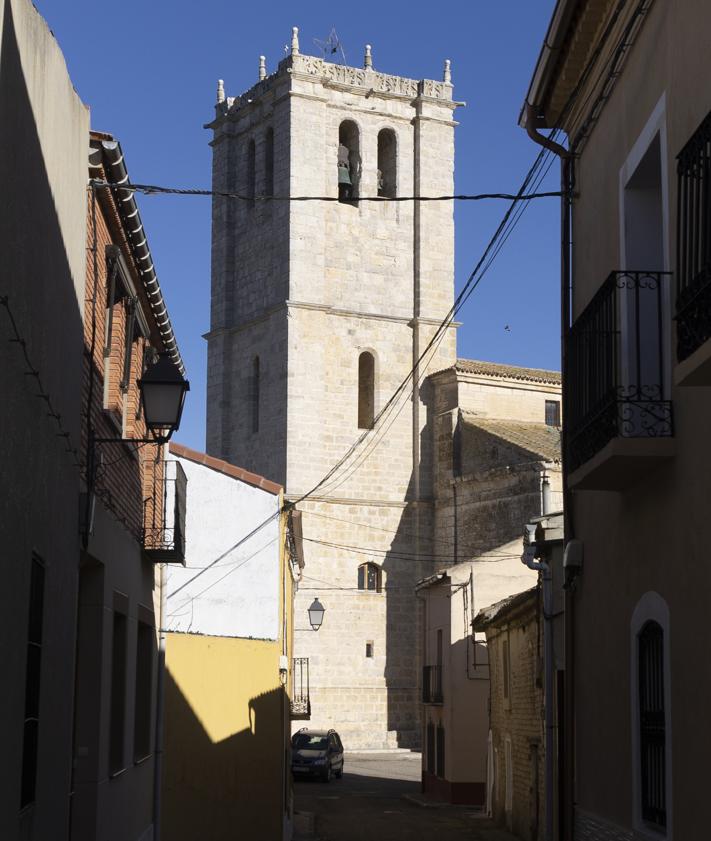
{"left": 293, "top": 752, "right": 519, "bottom": 841}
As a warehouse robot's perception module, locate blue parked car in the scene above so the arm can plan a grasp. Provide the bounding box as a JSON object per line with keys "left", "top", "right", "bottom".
{"left": 291, "top": 729, "right": 344, "bottom": 782}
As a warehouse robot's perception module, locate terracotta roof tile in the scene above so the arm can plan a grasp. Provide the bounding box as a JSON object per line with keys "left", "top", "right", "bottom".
{"left": 454, "top": 358, "right": 561, "bottom": 384}
{"left": 461, "top": 415, "right": 561, "bottom": 462}
{"left": 472, "top": 586, "right": 538, "bottom": 631}
{"left": 169, "top": 442, "right": 282, "bottom": 496}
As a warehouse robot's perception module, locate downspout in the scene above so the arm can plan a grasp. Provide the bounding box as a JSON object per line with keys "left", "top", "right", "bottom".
{"left": 522, "top": 528, "right": 553, "bottom": 841}
{"left": 524, "top": 101, "right": 575, "bottom": 841}
{"left": 153, "top": 561, "right": 167, "bottom": 840}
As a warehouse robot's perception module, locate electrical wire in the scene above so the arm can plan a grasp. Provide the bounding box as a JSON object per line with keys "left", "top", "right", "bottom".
{"left": 300, "top": 507, "right": 535, "bottom": 558}
{"left": 89, "top": 179, "right": 563, "bottom": 204}
{"left": 0, "top": 295, "right": 83, "bottom": 471}
{"left": 167, "top": 510, "right": 279, "bottom": 598}
{"left": 289, "top": 0, "right": 640, "bottom": 504}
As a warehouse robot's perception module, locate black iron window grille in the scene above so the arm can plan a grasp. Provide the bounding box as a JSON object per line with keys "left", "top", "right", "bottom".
{"left": 143, "top": 459, "right": 187, "bottom": 564}
{"left": 567, "top": 271, "right": 673, "bottom": 472}
{"left": 290, "top": 657, "right": 311, "bottom": 720}
{"left": 422, "top": 665, "right": 443, "bottom": 704}
{"left": 639, "top": 621, "right": 666, "bottom": 828}
{"left": 676, "top": 109, "right": 711, "bottom": 362}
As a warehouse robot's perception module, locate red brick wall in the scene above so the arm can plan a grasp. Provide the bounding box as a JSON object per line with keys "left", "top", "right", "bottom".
{"left": 81, "top": 186, "right": 166, "bottom": 541}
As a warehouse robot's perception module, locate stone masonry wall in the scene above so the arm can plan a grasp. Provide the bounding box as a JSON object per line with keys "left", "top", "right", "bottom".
{"left": 208, "top": 51, "right": 458, "bottom": 749}
{"left": 487, "top": 599, "right": 545, "bottom": 841}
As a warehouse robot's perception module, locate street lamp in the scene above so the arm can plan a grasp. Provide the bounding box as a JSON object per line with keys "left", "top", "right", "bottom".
{"left": 308, "top": 598, "right": 325, "bottom": 631}
{"left": 82, "top": 351, "right": 190, "bottom": 545}
{"left": 138, "top": 352, "right": 190, "bottom": 443}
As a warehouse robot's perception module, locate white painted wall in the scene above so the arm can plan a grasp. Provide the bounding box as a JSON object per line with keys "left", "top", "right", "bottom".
{"left": 165, "top": 457, "right": 281, "bottom": 640}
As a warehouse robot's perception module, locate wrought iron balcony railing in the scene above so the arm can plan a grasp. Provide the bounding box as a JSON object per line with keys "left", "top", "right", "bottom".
{"left": 143, "top": 459, "right": 187, "bottom": 564}
{"left": 567, "top": 271, "right": 673, "bottom": 474}
{"left": 676, "top": 108, "right": 711, "bottom": 363}
{"left": 290, "top": 657, "right": 311, "bottom": 720}
{"left": 422, "top": 665, "right": 443, "bottom": 704}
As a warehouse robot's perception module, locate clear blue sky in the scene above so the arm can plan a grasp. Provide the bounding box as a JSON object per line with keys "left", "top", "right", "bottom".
{"left": 35, "top": 0, "right": 559, "bottom": 452}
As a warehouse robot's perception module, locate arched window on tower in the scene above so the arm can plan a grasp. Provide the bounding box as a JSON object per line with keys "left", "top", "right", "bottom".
{"left": 358, "top": 562, "right": 382, "bottom": 592}
{"left": 377, "top": 128, "right": 397, "bottom": 198}
{"left": 251, "top": 356, "right": 260, "bottom": 433}
{"left": 264, "top": 128, "right": 274, "bottom": 198}
{"left": 358, "top": 351, "right": 375, "bottom": 429}
{"left": 338, "top": 120, "right": 360, "bottom": 203}
{"left": 247, "top": 139, "right": 256, "bottom": 208}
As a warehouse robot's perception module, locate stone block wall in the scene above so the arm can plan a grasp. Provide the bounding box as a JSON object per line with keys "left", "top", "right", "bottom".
{"left": 207, "top": 50, "right": 459, "bottom": 749}
{"left": 486, "top": 596, "right": 545, "bottom": 841}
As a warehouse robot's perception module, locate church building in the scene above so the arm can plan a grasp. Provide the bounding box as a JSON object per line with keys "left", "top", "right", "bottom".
{"left": 205, "top": 29, "right": 561, "bottom": 751}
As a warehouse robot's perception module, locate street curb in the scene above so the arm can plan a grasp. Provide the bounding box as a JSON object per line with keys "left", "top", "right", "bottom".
{"left": 345, "top": 748, "right": 418, "bottom": 756}
{"left": 402, "top": 793, "right": 489, "bottom": 811}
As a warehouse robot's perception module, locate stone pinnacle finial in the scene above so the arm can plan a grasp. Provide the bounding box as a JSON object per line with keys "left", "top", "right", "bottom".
{"left": 291, "top": 26, "right": 300, "bottom": 56}
{"left": 217, "top": 79, "right": 225, "bottom": 104}
{"left": 364, "top": 44, "right": 373, "bottom": 70}
{"left": 259, "top": 55, "right": 266, "bottom": 81}
{"left": 443, "top": 59, "right": 452, "bottom": 84}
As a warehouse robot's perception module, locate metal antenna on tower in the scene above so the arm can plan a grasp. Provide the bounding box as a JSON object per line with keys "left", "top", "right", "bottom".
{"left": 313, "top": 27, "right": 347, "bottom": 64}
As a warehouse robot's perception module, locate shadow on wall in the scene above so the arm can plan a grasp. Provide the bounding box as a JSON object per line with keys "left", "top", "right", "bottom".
{"left": 163, "top": 670, "right": 287, "bottom": 841}
{"left": 0, "top": 0, "right": 85, "bottom": 831}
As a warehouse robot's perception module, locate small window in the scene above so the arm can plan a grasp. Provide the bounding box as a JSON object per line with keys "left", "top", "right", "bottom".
{"left": 377, "top": 129, "right": 397, "bottom": 198}
{"left": 338, "top": 120, "right": 360, "bottom": 203}
{"left": 358, "top": 352, "right": 375, "bottom": 429}
{"left": 247, "top": 138, "right": 256, "bottom": 208}
{"left": 251, "top": 356, "right": 260, "bottom": 434}
{"left": 639, "top": 621, "right": 666, "bottom": 828}
{"left": 365, "top": 641, "right": 374, "bottom": 658}
{"left": 545, "top": 400, "right": 561, "bottom": 427}
{"left": 109, "top": 603, "right": 128, "bottom": 775}
{"left": 133, "top": 619, "right": 153, "bottom": 762}
{"left": 264, "top": 128, "right": 274, "bottom": 198}
{"left": 358, "top": 562, "right": 381, "bottom": 592}
{"left": 20, "top": 555, "right": 45, "bottom": 810}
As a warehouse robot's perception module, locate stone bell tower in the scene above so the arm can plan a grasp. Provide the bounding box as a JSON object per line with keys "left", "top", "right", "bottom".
{"left": 206, "top": 29, "right": 459, "bottom": 749}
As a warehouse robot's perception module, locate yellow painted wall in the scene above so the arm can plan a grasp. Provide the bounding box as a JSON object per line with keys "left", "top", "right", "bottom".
{"left": 163, "top": 633, "right": 287, "bottom": 841}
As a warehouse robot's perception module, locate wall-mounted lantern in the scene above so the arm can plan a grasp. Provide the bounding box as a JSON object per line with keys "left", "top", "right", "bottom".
{"left": 308, "top": 598, "right": 325, "bottom": 631}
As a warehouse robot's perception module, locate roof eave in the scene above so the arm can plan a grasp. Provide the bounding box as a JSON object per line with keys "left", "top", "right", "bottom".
{"left": 519, "top": 0, "right": 582, "bottom": 129}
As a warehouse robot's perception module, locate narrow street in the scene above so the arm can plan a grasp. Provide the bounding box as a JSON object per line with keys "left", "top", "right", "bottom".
{"left": 294, "top": 753, "right": 518, "bottom": 841}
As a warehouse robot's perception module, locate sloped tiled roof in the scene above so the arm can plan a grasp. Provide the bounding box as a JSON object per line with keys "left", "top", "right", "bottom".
{"left": 461, "top": 414, "right": 561, "bottom": 462}
{"left": 169, "top": 442, "right": 282, "bottom": 496}
{"left": 472, "top": 586, "right": 537, "bottom": 631}
{"left": 454, "top": 359, "right": 561, "bottom": 385}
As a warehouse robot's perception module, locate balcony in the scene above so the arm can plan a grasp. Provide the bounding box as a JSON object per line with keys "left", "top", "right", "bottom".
{"left": 567, "top": 271, "right": 674, "bottom": 491}
{"left": 422, "top": 665, "right": 443, "bottom": 704}
{"left": 143, "top": 459, "right": 187, "bottom": 564}
{"left": 675, "top": 109, "right": 711, "bottom": 385}
{"left": 290, "top": 657, "right": 311, "bottom": 720}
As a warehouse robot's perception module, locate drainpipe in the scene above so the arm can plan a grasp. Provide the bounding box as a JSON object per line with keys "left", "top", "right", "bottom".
{"left": 524, "top": 101, "right": 574, "bottom": 840}
{"left": 153, "top": 562, "right": 167, "bottom": 840}
{"left": 522, "top": 528, "right": 553, "bottom": 841}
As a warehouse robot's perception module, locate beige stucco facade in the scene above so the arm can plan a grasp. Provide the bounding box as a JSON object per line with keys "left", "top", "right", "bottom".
{"left": 418, "top": 363, "right": 562, "bottom": 805}
{"left": 524, "top": 1, "right": 711, "bottom": 838}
